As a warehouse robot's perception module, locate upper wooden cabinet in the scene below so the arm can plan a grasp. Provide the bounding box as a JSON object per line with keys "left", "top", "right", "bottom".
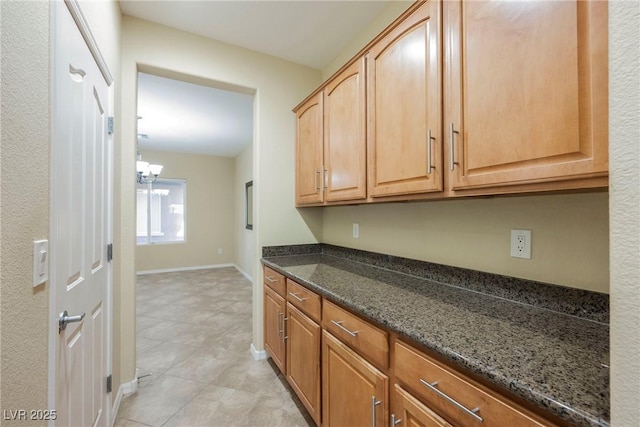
{"left": 368, "top": 0, "right": 443, "bottom": 198}
{"left": 295, "top": 58, "right": 367, "bottom": 206}
{"left": 324, "top": 57, "right": 367, "bottom": 202}
{"left": 444, "top": 0, "right": 608, "bottom": 193}
{"left": 295, "top": 92, "right": 324, "bottom": 205}
{"left": 293, "top": 0, "right": 608, "bottom": 205}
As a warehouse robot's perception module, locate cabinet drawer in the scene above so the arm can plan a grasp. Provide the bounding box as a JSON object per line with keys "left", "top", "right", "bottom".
{"left": 263, "top": 266, "right": 285, "bottom": 297}
{"left": 395, "top": 340, "right": 551, "bottom": 427}
{"left": 286, "top": 279, "right": 321, "bottom": 323}
{"left": 322, "top": 300, "right": 389, "bottom": 369}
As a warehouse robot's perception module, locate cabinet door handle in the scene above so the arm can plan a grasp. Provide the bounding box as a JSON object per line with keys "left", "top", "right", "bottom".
{"left": 315, "top": 169, "right": 321, "bottom": 191}
{"left": 324, "top": 168, "right": 328, "bottom": 189}
{"left": 282, "top": 316, "right": 288, "bottom": 342}
{"left": 419, "top": 379, "right": 484, "bottom": 423}
{"left": 331, "top": 320, "right": 358, "bottom": 337}
{"left": 427, "top": 129, "right": 435, "bottom": 175}
{"left": 288, "top": 292, "right": 307, "bottom": 302}
{"left": 449, "top": 123, "right": 459, "bottom": 171}
{"left": 391, "top": 414, "right": 402, "bottom": 426}
{"left": 277, "top": 310, "right": 283, "bottom": 336}
{"left": 371, "top": 396, "right": 381, "bottom": 427}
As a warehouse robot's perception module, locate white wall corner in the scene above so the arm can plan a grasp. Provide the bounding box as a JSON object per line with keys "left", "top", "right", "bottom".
{"left": 234, "top": 264, "right": 253, "bottom": 282}
{"left": 250, "top": 343, "right": 268, "bottom": 361}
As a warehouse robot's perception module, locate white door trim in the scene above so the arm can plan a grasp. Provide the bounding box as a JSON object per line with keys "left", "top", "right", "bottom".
{"left": 48, "top": 1, "right": 114, "bottom": 425}
{"left": 63, "top": 0, "right": 113, "bottom": 86}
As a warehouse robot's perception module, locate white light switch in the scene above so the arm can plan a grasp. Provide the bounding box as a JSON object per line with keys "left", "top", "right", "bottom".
{"left": 33, "top": 239, "right": 49, "bottom": 287}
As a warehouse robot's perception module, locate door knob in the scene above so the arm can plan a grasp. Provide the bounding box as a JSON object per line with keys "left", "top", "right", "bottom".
{"left": 59, "top": 310, "right": 85, "bottom": 333}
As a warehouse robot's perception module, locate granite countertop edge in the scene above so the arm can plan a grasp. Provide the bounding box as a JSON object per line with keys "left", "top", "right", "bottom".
{"left": 261, "top": 255, "right": 609, "bottom": 427}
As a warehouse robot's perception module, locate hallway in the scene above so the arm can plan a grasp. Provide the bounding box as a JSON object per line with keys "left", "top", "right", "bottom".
{"left": 115, "top": 268, "right": 313, "bottom": 426}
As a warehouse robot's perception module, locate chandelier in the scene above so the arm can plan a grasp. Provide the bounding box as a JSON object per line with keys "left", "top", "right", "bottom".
{"left": 136, "top": 151, "right": 163, "bottom": 185}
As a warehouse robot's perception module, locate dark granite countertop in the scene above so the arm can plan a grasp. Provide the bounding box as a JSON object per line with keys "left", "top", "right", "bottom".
{"left": 261, "top": 250, "right": 609, "bottom": 427}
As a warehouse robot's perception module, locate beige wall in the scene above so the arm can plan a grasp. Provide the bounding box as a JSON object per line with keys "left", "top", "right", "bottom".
{"left": 0, "top": 1, "right": 51, "bottom": 419}
{"left": 235, "top": 144, "right": 255, "bottom": 280}
{"left": 120, "top": 15, "right": 322, "bottom": 383}
{"left": 609, "top": 0, "right": 640, "bottom": 423}
{"left": 322, "top": 1, "right": 412, "bottom": 80}
{"left": 0, "top": 0, "right": 121, "bottom": 421}
{"left": 135, "top": 150, "right": 236, "bottom": 272}
{"left": 323, "top": 193, "right": 609, "bottom": 292}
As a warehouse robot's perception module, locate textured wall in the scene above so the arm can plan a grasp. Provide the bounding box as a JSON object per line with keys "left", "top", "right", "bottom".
{"left": 135, "top": 150, "right": 236, "bottom": 272}
{"left": 0, "top": 1, "right": 51, "bottom": 421}
{"left": 609, "top": 0, "right": 640, "bottom": 424}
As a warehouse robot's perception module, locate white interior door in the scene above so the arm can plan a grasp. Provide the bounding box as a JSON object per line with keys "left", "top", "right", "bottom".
{"left": 51, "top": 3, "right": 111, "bottom": 426}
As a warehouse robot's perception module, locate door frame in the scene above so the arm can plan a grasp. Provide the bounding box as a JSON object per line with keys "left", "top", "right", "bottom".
{"left": 48, "top": 1, "right": 115, "bottom": 425}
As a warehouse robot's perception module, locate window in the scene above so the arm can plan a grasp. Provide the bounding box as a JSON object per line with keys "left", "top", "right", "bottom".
{"left": 137, "top": 179, "right": 186, "bottom": 245}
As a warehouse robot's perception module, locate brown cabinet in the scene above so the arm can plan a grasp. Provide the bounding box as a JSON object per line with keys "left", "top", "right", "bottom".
{"left": 391, "top": 384, "right": 453, "bottom": 427}
{"left": 322, "top": 299, "right": 389, "bottom": 370}
{"left": 394, "top": 340, "right": 552, "bottom": 427}
{"left": 322, "top": 330, "right": 388, "bottom": 427}
{"left": 295, "top": 92, "right": 324, "bottom": 205}
{"left": 324, "top": 57, "right": 367, "bottom": 202}
{"left": 295, "top": 57, "right": 367, "bottom": 206}
{"left": 294, "top": 0, "right": 608, "bottom": 204}
{"left": 263, "top": 285, "right": 286, "bottom": 373}
{"left": 263, "top": 265, "right": 559, "bottom": 426}
{"left": 367, "top": 0, "right": 443, "bottom": 198}
{"left": 286, "top": 303, "right": 321, "bottom": 426}
{"left": 444, "top": 0, "right": 608, "bottom": 193}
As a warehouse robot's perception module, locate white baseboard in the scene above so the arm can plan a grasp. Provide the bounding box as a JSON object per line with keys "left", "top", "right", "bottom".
{"left": 234, "top": 264, "right": 253, "bottom": 282}
{"left": 251, "top": 343, "right": 268, "bottom": 361}
{"left": 137, "top": 264, "right": 235, "bottom": 275}
{"left": 111, "top": 370, "right": 138, "bottom": 425}
{"left": 111, "top": 386, "right": 123, "bottom": 426}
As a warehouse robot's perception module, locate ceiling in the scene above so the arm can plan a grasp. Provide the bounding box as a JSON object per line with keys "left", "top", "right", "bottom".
{"left": 137, "top": 72, "right": 254, "bottom": 157}
{"left": 121, "top": 0, "right": 392, "bottom": 158}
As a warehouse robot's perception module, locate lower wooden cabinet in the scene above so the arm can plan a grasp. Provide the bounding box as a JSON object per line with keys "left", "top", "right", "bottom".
{"left": 394, "top": 340, "right": 551, "bottom": 427}
{"left": 263, "top": 285, "right": 286, "bottom": 373}
{"left": 392, "top": 384, "right": 453, "bottom": 427}
{"left": 322, "top": 330, "right": 388, "bottom": 427}
{"left": 286, "top": 302, "right": 321, "bottom": 426}
{"left": 263, "top": 267, "right": 559, "bottom": 427}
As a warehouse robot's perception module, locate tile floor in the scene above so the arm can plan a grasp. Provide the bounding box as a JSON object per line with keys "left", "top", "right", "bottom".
{"left": 115, "top": 267, "right": 313, "bottom": 427}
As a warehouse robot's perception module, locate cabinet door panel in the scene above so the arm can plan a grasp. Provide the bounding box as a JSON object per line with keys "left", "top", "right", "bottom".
{"left": 296, "top": 93, "right": 324, "bottom": 205}
{"left": 286, "top": 303, "right": 321, "bottom": 426}
{"left": 392, "top": 384, "right": 453, "bottom": 427}
{"left": 325, "top": 58, "right": 367, "bottom": 202}
{"left": 264, "top": 286, "right": 286, "bottom": 373}
{"left": 445, "top": 0, "right": 608, "bottom": 190}
{"left": 368, "top": 0, "right": 442, "bottom": 197}
{"left": 322, "top": 331, "right": 388, "bottom": 427}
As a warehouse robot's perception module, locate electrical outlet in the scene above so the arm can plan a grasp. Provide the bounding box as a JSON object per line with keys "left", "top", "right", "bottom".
{"left": 510, "top": 229, "right": 532, "bottom": 259}
{"left": 352, "top": 223, "right": 359, "bottom": 239}
{"left": 218, "top": 248, "right": 223, "bottom": 255}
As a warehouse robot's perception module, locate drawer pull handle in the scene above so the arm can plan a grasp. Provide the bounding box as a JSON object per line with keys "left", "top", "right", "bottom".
{"left": 331, "top": 320, "right": 358, "bottom": 337}
{"left": 419, "top": 379, "right": 484, "bottom": 423}
{"left": 371, "top": 396, "right": 381, "bottom": 427}
{"left": 265, "top": 276, "right": 278, "bottom": 283}
{"left": 288, "top": 292, "right": 307, "bottom": 302}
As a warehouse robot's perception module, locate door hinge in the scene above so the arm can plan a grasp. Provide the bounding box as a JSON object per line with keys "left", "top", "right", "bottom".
{"left": 107, "top": 243, "right": 113, "bottom": 262}
{"left": 106, "top": 374, "right": 112, "bottom": 393}
{"left": 107, "top": 117, "right": 114, "bottom": 135}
